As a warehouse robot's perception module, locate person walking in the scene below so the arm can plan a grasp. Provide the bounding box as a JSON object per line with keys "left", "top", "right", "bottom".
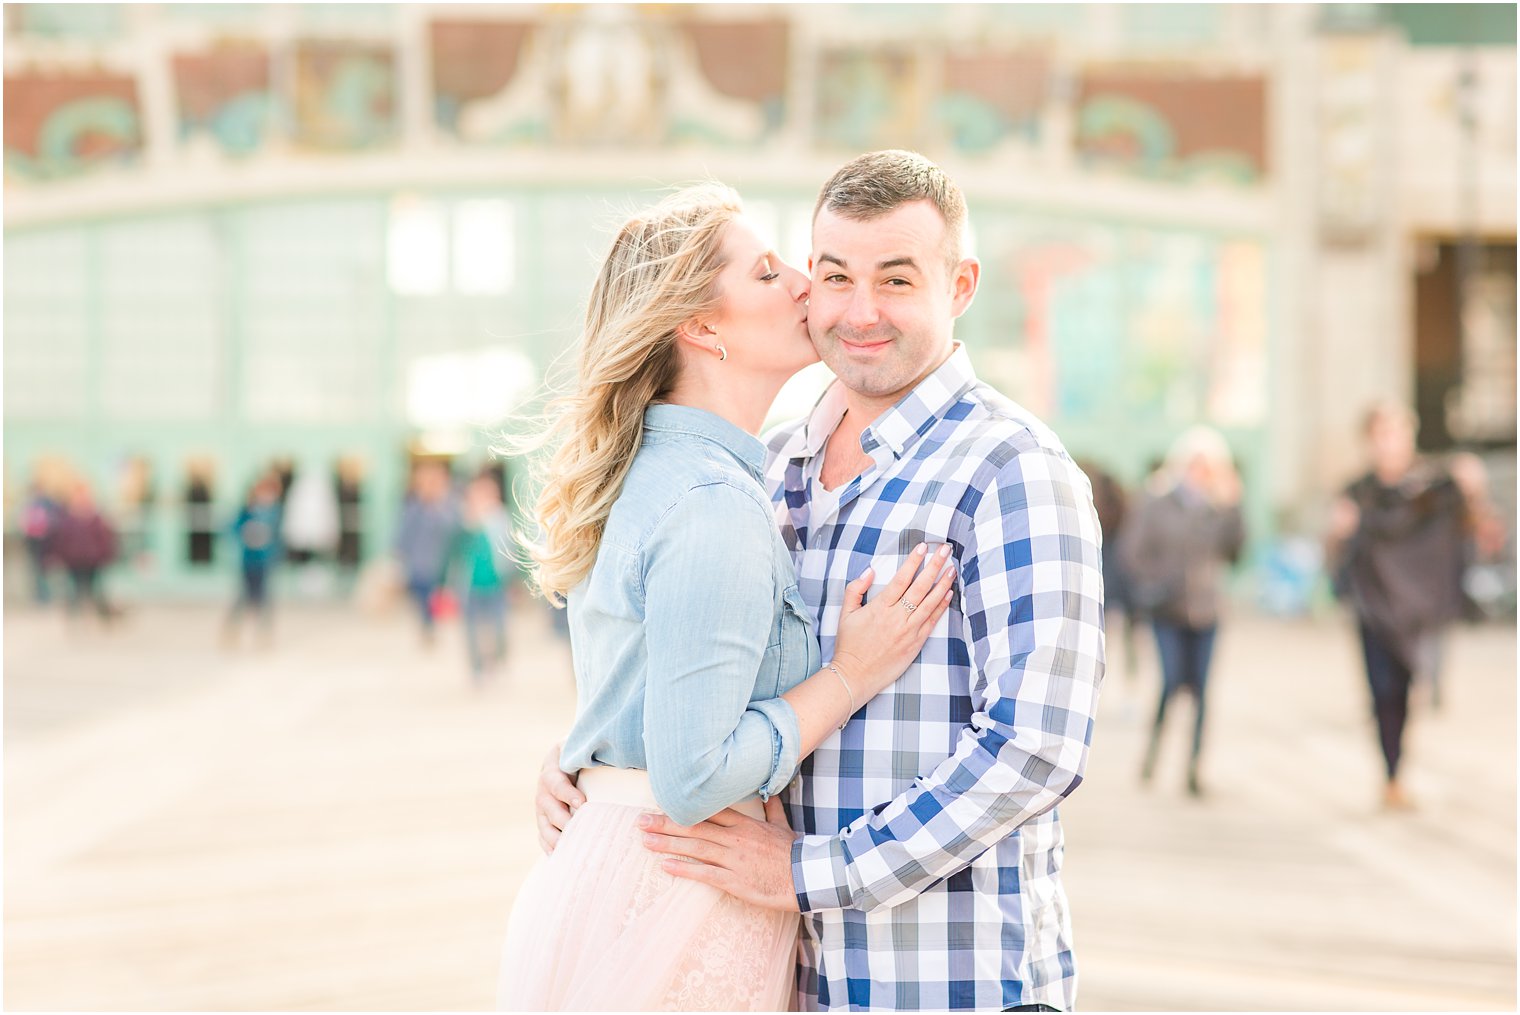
{"left": 1078, "top": 458, "right": 1139, "bottom": 684}
{"left": 453, "top": 475, "right": 514, "bottom": 684}
{"left": 1121, "top": 426, "right": 1245, "bottom": 798}
{"left": 224, "top": 473, "right": 283, "bottom": 647}
{"left": 394, "top": 461, "right": 459, "bottom": 647}
{"left": 50, "top": 479, "right": 121, "bottom": 623}
{"left": 1328, "top": 401, "right": 1481, "bottom": 810}
{"left": 19, "top": 477, "right": 62, "bottom": 605}
{"left": 281, "top": 464, "right": 340, "bottom": 568}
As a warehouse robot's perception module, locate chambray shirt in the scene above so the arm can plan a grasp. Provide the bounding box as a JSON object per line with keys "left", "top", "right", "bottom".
{"left": 765, "top": 346, "right": 1106, "bottom": 1012}
{"left": 559, "top": 404, "right": 819, "bottom": 827}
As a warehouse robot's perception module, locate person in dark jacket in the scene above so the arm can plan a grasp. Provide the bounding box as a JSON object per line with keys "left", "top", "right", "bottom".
{"left": 50, "top": 480, "right": 121, "bottom": 622}
{"left": 1077, "top": 459, "right": 1138, "bottom": 684}
{"left": 1327, "top": 402, "right": 1479, "bottom": 810}
{"left": 1121, "top": 426, "right": 1245, "bottom": 797}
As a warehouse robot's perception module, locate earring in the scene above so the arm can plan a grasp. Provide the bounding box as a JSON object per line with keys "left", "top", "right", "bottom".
{"left": 715, "top": 344, "right": 727, "bottom": 362}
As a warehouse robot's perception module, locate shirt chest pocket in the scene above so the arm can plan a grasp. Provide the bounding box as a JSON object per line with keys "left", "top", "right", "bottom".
{"left": 761, "top": 582, "right": 818, "bottom": 699}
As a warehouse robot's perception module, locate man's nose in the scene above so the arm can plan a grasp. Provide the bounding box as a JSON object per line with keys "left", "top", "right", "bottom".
{"left": 846, "top": 287, "right": 879, "bottom": 329}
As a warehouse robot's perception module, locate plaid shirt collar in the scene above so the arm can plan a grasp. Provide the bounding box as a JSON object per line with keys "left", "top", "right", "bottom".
{"left": 775, "top": 343, "right": 978, "bottom": 466}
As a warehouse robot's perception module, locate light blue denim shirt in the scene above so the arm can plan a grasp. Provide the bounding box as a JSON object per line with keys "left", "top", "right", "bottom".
{"left": 559, "top": 404, "right": 819, "bottom": 826}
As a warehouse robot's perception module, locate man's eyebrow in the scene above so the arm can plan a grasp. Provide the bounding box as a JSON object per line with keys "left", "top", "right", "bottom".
{"left": 816, "top": 253, "right": 920, "bottom": 272}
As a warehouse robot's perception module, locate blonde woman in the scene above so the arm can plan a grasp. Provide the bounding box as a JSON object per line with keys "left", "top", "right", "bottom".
{"left": 1120, "top": 426, "right": 1245, "bottom": 798}
{"left": 497, "top": 185, "right": 955, "bottom": 1010}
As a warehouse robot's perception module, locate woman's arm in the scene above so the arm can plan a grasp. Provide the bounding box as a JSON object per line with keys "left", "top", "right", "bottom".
{"left": 639, "top": 482, "right": 805, "bottom": 825}
{"left": 640, "top": 483, "right": 954, "bottom": 826}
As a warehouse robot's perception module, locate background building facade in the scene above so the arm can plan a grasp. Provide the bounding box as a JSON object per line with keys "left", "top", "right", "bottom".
{"left": 4, "top": 2, "right": 1515, "bottom": 602}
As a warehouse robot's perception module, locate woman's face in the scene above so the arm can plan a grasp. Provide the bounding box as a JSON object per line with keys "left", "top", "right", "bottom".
{"left": 1368, "top": 411, "right": 1416, "bottom": 475}
{"left": 703, "top": 217, "right": 816, "bottom": 380}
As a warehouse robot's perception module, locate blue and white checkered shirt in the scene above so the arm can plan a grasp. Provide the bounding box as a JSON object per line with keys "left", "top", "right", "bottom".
{"left": 765, "top": 346, "right": 1105, "bottom": 1012}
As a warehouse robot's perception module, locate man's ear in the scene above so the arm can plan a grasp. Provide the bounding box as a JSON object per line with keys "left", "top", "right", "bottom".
{"left": 949, "top": 258, "right": 980, "bottom": 319}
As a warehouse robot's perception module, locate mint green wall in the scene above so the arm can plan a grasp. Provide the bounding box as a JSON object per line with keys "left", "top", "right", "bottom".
{"left": 5, "top": 184, "right": 1274, "bottom": 598}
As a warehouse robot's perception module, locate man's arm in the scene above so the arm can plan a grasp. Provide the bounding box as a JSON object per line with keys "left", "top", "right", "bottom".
{"left": 641, "top": 445, "right": 1105, "bottom": 912}
{"left": 789, "top": 446, "right": 1105, "bottom": 912}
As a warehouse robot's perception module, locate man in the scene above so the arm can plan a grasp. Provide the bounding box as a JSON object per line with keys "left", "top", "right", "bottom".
{"left": 394, "top": 460, "right": 460, "bottom": 647}
{"left": 538, "top": 150, "right": 1104, "bottom": 1011}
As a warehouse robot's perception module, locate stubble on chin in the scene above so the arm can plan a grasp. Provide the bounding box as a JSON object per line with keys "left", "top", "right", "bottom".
{"left": 826, "top": 349, "right": 916, "bottom": 400}
{"left": 817, "top": 330, "right": 905, "bottom": 398}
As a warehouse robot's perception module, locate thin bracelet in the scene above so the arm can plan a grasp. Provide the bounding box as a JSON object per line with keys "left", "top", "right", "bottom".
{"left": 826, "top": 661, "right": 856, "bottom": 730}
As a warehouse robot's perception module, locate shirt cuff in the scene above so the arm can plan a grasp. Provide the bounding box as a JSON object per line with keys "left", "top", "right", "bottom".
{"left": 748, "top": 696, "right": 801, "bottom": 801}
{"left": 791, "top": 832, "right": 854, "bottom": 912}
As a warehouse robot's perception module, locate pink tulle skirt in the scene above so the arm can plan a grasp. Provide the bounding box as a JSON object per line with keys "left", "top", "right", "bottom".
{"left": 497, "top": 768, "right": 799, "bottom": 1011}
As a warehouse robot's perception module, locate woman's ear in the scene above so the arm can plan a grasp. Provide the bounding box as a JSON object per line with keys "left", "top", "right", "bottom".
{"left": 674, "top": 317, "right": 718, "bottom": 354}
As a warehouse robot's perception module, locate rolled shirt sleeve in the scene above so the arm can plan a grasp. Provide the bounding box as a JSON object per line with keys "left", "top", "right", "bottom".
{"left": 792, "top": 448, "right": 1105, "bottom": 912}
{"left": 641, "top": 480, "right": 803, "bottom": 827}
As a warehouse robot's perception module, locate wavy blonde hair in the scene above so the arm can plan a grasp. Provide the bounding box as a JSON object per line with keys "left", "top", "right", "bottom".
{"left": 507, "top": 184, "right": 744, "bottom": 603}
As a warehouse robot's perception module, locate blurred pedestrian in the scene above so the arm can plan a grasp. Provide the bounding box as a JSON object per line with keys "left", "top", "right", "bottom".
{"left": 1122, "top": 426, "right": 1245, "bottom": 797}
{"left": 50, "top": 479, "right": 121, "bottom": 623}
{"left": 20, "top": 476, "right": 62, "bottom": 605}
{"left": 224, "top": 473, "right": 283, "bottom": 648}
{"left": 1077, "top": 459, "right": 1139, "bottom": 683}
{"left": 453, "top": 475, "right": 513, "bottom": 684}
{"left": 282, "top": 464, "right": 340, "bottom": 565}
{"left": 395, "top": 461, "right": 459, "bottom": 647}
{"left": 185, "top": 461, "right": 217, "bottom": 565}
{"left": 1327, "top": 402, "right": 1489, "bottom": 809}
{"left": 335, "top": 456, "right": 366, "bottom": 593}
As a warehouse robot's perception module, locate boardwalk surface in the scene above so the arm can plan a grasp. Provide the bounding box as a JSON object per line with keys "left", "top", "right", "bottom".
{"left": 4, "top": 600, "right": 1515, "bottom": 1011}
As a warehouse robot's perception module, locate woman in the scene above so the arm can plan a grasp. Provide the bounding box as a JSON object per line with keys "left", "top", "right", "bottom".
{"left": 497, "top": 185, "right": 955, "bottom": 1010}
{"left": 50, "top": 478, "right": 122, "bottom": 624}
{"left": 1327, "top": 402, "right": 1482, "bottom": 810}
{"left": 1121, "top": 426, "right": 1245, "bottom": 798}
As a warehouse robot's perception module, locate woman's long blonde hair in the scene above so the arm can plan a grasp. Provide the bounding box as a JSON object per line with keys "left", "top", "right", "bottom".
{"left": 508, "top": 184, "right": 744, "bottom": 603}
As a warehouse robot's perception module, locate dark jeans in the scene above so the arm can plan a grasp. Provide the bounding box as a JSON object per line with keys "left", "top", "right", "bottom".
{"left": 1147, "top": 620, "right": 1217, "bottom": 767}
{"left": 463, "top": 588, "right": 507, "bottom": 677}
{"left": 228, "top": 563, "right": 272, "bottom": 630}
{"left": 26, "top": 539, "right": 52, "bottom": 604}
{"left": 407, "top": 577, "right": 439, "bottom": 634}
{"left": 1358, "top": 622, "right": 1413, "bottom": 780}
{"left": 66, "top": 566, "right": 112, "bottom": 619}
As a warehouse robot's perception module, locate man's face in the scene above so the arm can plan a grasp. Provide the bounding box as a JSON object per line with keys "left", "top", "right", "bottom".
{"left": 807, "top": 200, "right": 978, "bottom": 403}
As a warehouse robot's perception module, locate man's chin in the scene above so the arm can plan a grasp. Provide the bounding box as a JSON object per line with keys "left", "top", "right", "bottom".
{"left": 827, "top": 364, "right": 910, "bottom": 400}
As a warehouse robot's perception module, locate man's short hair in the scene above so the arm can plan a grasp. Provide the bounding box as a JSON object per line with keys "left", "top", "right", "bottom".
{"left": 814, "top": 150, "right": 969, "bottom": 272}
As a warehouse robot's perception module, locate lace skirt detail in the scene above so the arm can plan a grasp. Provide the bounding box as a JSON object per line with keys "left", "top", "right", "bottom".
{"left": 497, "top": 800, "right": 799, "bottom": 1011}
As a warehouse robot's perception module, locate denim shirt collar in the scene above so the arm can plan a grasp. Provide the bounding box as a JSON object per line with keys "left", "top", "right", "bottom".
{"left": 781, "top": 342, "right": 978, "bottom": 462}
{"left": 643, "top": 403, "right": 766, "bottom": 483}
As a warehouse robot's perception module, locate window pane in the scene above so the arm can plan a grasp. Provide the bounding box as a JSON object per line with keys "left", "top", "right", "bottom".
{"left": 453, "top": 199, "right": 514, "bottom": 294}
{"left": 388, "top": 196, "right": 447, "bottom": 295}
